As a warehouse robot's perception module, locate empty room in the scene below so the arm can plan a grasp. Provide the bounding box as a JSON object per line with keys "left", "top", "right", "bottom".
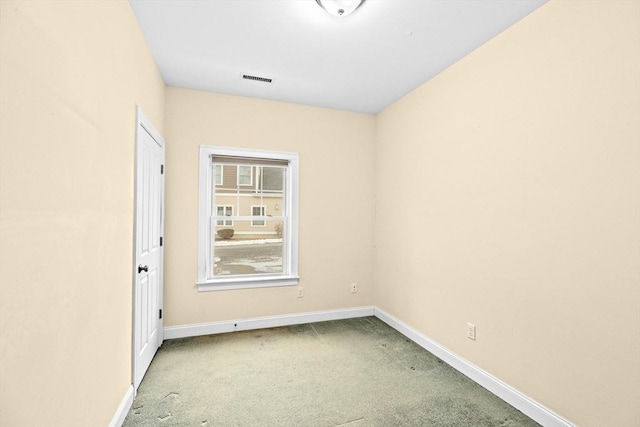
{"left": 0, "top": 0, "right": 638, "bottom": 426}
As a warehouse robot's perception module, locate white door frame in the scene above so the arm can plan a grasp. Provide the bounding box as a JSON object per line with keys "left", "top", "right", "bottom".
{"left": 132, "top": 106, "right": 165, "bottom": 391}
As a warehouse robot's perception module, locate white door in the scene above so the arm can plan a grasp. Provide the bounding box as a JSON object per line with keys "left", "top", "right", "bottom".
{"left": 134, "top": 108, "right": 164, "bottom": 390}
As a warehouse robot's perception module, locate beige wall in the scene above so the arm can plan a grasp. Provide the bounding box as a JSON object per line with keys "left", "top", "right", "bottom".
{"left": 163, "top": 88, "right": 375, "bottom": 326}
{"left": 374, "top": 1, "right": 640, "bottom": 425}
{"left": 0, "top": 1, "right": 164, "bottom": 426}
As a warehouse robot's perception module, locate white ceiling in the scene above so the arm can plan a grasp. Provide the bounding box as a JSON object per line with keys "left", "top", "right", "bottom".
{"left": 129, "top": 0, "right": 547, "bottom": 114}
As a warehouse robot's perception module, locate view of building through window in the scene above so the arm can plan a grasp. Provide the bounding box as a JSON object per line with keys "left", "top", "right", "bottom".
{"left": 212, "top": 163, "right": 286, "bottom": 277}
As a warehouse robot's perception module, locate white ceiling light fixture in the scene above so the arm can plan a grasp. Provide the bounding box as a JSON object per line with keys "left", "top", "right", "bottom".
{"left": 315, "top": 0, "right": 365, "bottom": 17}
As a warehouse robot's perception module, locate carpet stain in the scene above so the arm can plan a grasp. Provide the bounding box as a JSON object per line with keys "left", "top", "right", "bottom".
{"left": 334, "top": 417, "right": 365, "bottom": 426}
{"left": 157, "top": 412, "right": 172, "bottom": 422}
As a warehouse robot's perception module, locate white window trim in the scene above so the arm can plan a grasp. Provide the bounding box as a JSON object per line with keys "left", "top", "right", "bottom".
{"left": 198, "top": 146, "right": 299, "bottom": 291}
{"left": 237, "top": 165, "right": 253, "bottom": 186}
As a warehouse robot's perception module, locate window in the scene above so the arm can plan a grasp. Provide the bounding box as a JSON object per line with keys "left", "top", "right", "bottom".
{"left": 251, "top": 205, "right": 266, "bottom": 227}
{"left": 215, "top": 164, "right": 223, "bottom": 185}
{"left": 216, "top": 205, "right": 233, "bottom": 226}
{"left": 256, "top": 166, "right": 283, "bottom": 193}
{"left": 198, "top": 146, "right": 299, "bottom": 291}
{"left": 237, "top": 165, "right": 252, "bottom": 186}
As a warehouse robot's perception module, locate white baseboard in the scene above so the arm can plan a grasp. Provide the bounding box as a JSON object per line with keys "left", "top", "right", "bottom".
{"left": 374, "top": 308, "right": 574, "bottom": 427}
{"left": 163, "top": 306, "right": 375, "bottom": 340}
{"left": 109, "top": 384, "right": 134, "bottom": 427}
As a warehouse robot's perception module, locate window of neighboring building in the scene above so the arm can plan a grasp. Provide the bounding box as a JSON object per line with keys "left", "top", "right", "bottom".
{"left": 251, "top": 205, "right": 266, "bottom": 227}
{"left": 215, "top": 164, "right": 223, "bottom": 185}
{"left": 216, "top": 205, "right": 233, "bottom": 226}
{"left": 255, "top": 166, "right": 283, "bottom": 193}
{"left": 237, "top": 165, "right": 252, "bottom": 186}
{"left": 198, "top": 146, "right": 299, "bottom": 291}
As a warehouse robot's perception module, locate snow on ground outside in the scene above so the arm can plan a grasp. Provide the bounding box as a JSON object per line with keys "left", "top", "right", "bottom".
{"left": 215, "top": 238, "right": 284, "bottom": 274}
{"left": 215, "top": 238, "right": 283, "bottom": 246}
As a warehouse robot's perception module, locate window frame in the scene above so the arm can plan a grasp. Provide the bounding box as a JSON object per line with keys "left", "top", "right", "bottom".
{"left": 198, "top": 146, "right": 299, "bottom": 291}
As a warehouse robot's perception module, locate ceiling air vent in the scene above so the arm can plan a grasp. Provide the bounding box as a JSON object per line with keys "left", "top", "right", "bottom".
{"left": 242, "top": 74, "right": 273, "bottom": 83}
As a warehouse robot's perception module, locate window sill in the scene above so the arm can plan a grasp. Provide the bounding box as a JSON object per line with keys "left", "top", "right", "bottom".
{"left": 197, "top": 276, "right": 299, "bottom": 292}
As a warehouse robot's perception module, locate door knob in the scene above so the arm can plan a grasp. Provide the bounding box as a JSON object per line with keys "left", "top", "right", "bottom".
{"left": 138, "top": 264, "right": 149, "bottom": 273}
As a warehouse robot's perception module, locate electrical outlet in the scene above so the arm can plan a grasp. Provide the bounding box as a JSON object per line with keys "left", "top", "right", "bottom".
{"left": 351, "top": 283, "right": 357, "bottom": 293}
{"left": 467, "top": 323, "right": 476, "bottom": 341}
{"left": 297, "top": 287, "right": 304, "bottom": 298}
